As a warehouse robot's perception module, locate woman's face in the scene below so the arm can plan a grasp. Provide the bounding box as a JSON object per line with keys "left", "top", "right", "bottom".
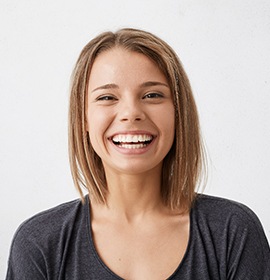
{"left": 87, "top": 47, "right": 175, "bottom": 176}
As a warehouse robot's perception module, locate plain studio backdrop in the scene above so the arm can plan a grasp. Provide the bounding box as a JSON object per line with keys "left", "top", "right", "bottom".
{"left": 0, "top": 0, "right": 269, "bottom": 277}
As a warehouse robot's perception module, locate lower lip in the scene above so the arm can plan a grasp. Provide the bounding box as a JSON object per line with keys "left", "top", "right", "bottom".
{"left": 109, "top": 138, "right": 156, "bottom": 155}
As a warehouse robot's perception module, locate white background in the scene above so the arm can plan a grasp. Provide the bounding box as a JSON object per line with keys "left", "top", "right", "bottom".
{"left": 0, "top": 0, "right": 269, "bottom": 277}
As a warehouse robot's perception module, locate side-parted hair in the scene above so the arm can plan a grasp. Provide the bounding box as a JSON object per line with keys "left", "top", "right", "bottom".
{"left": 69, "top": 28, "right": 206, "bottom": 212}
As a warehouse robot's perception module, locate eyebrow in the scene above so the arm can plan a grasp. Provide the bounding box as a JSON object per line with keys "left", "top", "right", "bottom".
{"left": 91, "top": 81, "right": 169, "bottom": 93}
{"left": 139, "top": 81, "right": 169, "bottom": 88}
{"left": 91, "top": 83, "right": 119, "bottom": 93}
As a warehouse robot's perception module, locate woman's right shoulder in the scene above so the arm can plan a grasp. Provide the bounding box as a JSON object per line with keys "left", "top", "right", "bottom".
{"left": 12, "top": 197, "right": 85, "bottom": 247}
{"left": 6, "top": 198, "right": 88, "bottom": 279}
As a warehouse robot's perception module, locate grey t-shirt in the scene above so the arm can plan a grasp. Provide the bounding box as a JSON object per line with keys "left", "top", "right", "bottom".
{"left": 6, "top": 194, "right": 270, "bottom": 279}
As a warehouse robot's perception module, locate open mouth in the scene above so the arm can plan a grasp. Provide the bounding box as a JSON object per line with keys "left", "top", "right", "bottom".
{"left": 111, "top": 134, "right": 154, "bottom": 149}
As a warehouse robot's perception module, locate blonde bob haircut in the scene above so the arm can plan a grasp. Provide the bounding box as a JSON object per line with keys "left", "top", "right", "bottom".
{"left": 69, "top": 28, "right": 206, "bottom": 212}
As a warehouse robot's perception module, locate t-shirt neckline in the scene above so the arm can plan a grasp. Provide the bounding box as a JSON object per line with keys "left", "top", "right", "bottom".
{"left": 84, "top": 195, "right": 193, "bottom": 279}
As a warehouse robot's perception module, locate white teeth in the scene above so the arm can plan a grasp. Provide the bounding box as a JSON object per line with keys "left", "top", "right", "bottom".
{"left": 120, "top": 143, "right": 146, "bottom": 149}
{"left": 112, "top": 134, "right": 153, "bottom": 143}
{"left": 112, "top": 134, "right": 153, "bottom": 150}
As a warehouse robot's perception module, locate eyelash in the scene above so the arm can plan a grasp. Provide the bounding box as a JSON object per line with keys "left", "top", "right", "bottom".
{"left": 143, "top": 92, "right": 164, "bottom": 99}
{"left": 95, "top": 92, "right": 164, "bottom": 102}
{"left": 96, "top": 95, "right": 117, "bottom": 101}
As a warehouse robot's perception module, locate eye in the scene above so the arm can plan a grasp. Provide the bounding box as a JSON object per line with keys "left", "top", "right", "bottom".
{"left": 143, "top": 92, "right": 164, "bottom": 99}
{"left": 96, "top": 95, "right": 117, "bottom": 101}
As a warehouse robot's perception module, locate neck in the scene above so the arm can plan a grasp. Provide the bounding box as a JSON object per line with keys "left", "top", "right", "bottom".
{"left": 91, "top": 166, "right": 166, "bottom": 223}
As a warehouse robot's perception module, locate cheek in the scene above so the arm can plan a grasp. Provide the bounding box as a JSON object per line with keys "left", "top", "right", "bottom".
{"left": 87, "top": 107, "right": 106, "bottom": 132}
{"left": 160, "top": 106, "right": 175, "bottom": 139}
{"left": 87, "top": 108, "right": 111, "bottom": 148}
{"left": 164, "top": 120, "right": 175, "bottom": 146}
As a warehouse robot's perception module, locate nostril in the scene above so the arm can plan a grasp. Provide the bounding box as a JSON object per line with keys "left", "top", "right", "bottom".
{"left": 121, "top": 117, "right": 142, "bottom": 122}
{"left": 119, "top": 106, "right": 146, "bottom": 122}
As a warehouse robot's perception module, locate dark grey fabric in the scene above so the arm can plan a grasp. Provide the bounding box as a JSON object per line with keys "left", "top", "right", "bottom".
{"left": 6, "top": 194, "right": 270, "bottom": 279}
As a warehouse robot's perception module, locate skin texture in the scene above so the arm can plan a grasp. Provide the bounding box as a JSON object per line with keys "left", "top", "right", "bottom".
{"left": 87, "top": 48, "right": 189, "bottom": 280}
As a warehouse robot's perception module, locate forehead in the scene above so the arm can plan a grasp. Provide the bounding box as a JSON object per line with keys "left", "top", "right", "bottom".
{"left": 88, "top": 47, "right": 168, "bottom": 88}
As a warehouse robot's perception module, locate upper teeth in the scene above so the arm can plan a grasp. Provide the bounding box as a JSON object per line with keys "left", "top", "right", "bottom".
{"left": 112, "top": 134, "right": 153, "bottom": 143}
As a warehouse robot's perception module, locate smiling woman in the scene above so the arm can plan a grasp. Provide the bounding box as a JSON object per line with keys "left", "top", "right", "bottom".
{"left": 86, "top": 48, "right": 175, "bottom": 182}
{"left": 6, "top": 28, "right": 270, "bottom": 280}
{"left": 69, "top": 29, "right": 203, "bottom": 213}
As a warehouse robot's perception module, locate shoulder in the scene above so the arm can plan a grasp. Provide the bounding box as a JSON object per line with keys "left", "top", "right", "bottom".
{"left": 13, "top": 198, "right": 84, "bottom": 243}
{"left": 7, "top": 198, "right": 87, "bottom": 279}
{"left": 192, "top": 194, "right": 270, "bottom": 248}
{"left": 190, "top": 194, "right": 270, "bottom": 278}
{"left": 192, "top": 194, "right": 270, "bottom": 258}
{"left": 9, "top": 197, "right": 87, "bottom": 259}
{"left": 194, "top": 193, "right": 258, "bottom": 219}
{"left": 192, "top": 194, "right": 266, "bottom": 234}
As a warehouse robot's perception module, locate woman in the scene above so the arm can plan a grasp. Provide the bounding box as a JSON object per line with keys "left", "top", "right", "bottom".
{"left": 6, "top": 28, "right": 270, "bottom": 279}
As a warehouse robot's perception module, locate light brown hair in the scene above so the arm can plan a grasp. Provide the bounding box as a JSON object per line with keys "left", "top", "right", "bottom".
{"left": 69, "top": 28, "right": 206, "bottom": 212}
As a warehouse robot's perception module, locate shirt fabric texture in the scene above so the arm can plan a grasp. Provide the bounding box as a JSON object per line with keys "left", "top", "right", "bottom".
{"left": 6, "top": 194, "right": 270, "bottom": 279}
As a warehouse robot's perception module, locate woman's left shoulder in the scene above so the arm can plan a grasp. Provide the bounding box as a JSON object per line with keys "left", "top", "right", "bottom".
{"left": 192, "top": 194, "right": 270, "bottom": 278}
{"left": 192, "top": 193, "right": 270, "bottom": 249}
{"left": 194, "top": 193, "right": 263, "bottom": 226}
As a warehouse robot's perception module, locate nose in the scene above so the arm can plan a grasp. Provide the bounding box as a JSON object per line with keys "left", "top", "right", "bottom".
{"left": 118, "top": 98, "right": 146, "bottom": 123}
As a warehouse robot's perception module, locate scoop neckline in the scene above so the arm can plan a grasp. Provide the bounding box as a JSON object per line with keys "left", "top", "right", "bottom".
{"left": 85, "top": 195, "right": 193, "bottom": 279}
